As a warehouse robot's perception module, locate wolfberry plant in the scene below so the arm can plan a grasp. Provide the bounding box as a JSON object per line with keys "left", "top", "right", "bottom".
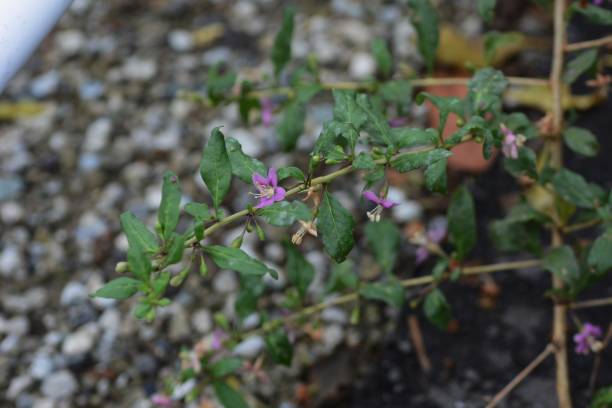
{"left": 94, "top": 0, "right": 612, "bottom": 406}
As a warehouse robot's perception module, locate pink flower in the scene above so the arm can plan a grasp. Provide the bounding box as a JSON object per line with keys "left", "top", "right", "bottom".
{"left": 363, "top": 191, "right": 398, "bottom": 222}
{"left": 500, "top": 124, "right": 519, "bottom": 159}
{"left": 593, "top": 0, "right": 604, "bottom": 5}
{"left": 261, "top": 98, "right": 274, "bottom": 127}
{"left": 415, "top": 217, "right": 447, "bottom": 264}
{"left": 252, "top": 168, "right": 286, "bottom": 209}
{"left": 574, "top": 323, "right": 603, "bottom": 355}
{"left": 151, "top": 394, "right": 174, "bottom": 407}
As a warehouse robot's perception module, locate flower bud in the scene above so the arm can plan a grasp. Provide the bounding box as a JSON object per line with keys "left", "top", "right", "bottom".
{"left": 115, "top": 261, "right": 129, "bottom": 273}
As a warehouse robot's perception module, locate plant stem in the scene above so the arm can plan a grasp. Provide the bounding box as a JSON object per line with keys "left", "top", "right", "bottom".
{"left": 485, "top": 344, "right": 555, "bottom": 408}
{"left": 189, "top": 145, "right": 437, "bottom": 243}
{"left": 571, "top": 297, "right": 612, "bottom": 310}
{"left": 565, "top": 34, "right": 612, "bottom": 52}
{"left": 244, "top": 259, "right": 541, "bottom": 338}
{"left": 562, "top": 218, "right": 601, "bottom": 234}
{"left": 550, "top": 0, "right": 572, "bottom": 406}
{"left": 249, "top": 76, "right": 549, "bottom": 99}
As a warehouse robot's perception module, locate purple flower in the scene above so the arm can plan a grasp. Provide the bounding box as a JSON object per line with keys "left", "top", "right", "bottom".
{"left": 574, "top": 323, "right": 603, "bottom": 355}
{"left": 261, "top": 98, "right": 274, "bottom": 127}
{"left": 211, "top": 329, "right": 227, "bottom": 351}
{"left": 593, "top": 0, "right": 604, "bottom": 5}
{"left": 500, "top": 124, "right": 519, "bottom": 159}
{"left": 363, "top": 191, "right": 398, "bottom": 222}
{"left": 151, "top": 394, "right": 174, "bottom": 407}
{"left": 414, "top": 217, "right": 447, "bottom": 264}
{"left": 389, "top": 117, "right": 409, "bottom": 128}
{"left": 252, "top": 168, "right": 286, "bottom": 209}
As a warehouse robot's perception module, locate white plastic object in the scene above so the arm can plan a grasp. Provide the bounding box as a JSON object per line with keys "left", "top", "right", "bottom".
{"left": 0, "top": 0, "right": 73, "bottom": 93}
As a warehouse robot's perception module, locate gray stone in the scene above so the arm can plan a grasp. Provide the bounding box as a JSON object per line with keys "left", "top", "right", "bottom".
{"left": 168, "top": 30, "right": 193, "bottom": 52}
{"left": 30, "top": 353, "right": 55, "bottom": 379}
{"left": 41, "top": 370, "right": 78, "bottom": 400}
{"left": 322, "top": 324, "right": 344, "bottom": 352}
{"left": 55, "top": 30, "right": 86, "bottom": 56}
{"left": 213, "top": 270, "right": 239, "bottom": 294}
{"left": 83, "top": 117, "right": 113, "bottom": 152}
{"left": 321, "top": 307, "right": 349, "bottom": 325}
{"left": 168, "top": 305, "right": 190, "bottom": 341}
{"left": 62, "top": 323, "right": 99, "bottom": 356}
{"left": 60, "top": 281, "right": 89, "bottom": 306}
{"left": 0, "top": 177, "right": 24, "bottom": 201}
{"left": 0, "top": 245, "right": 24, "bottom": 278}
{"left": 191, "top": 308, "right": 213, "bottom": 334}
{"left": 7, "top": 374, "right": 33, "bottom": 400}
{"left": 30, "top": 71, "right": 60, "bottom": 98}
{"left": 1, "top": 201, "right": 24, "bottom": 224}
{"left": 233, "top": 336, "right": 265, "bottom": 358}
{"left": 121, "top": 58, "right": 157, "bottom": 81}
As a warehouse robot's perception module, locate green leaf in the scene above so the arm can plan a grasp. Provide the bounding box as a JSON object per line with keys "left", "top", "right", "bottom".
{"left": 92, "top": 277, "right": 141, "bottom": 300}
{"left": 371, "top": 39, "right": 393, "bottom": 77}
{"left": 591, "top": 386, "right": 612, "bottom": 408}
{"left": 158, "top": 171, "right": 181, "bottom": 240}
{"left": 423, "top": 288, "right": 451, "bottom": 329}
{"left": 356, "top": 94, "right": 394, "bottom": 147}
{"left": 238, "top": 80, "right": 259, "bottom": 124}
{"left": 552, "top": 169, "right": 598, "bottom": 209}
{"left": 448, "top": 186, "right": 476, "bottom": 260}
{"left": 504, "top": 147, "right": 537, "bottom": 179}
{"left": 184, "top": 202, "right": 213, "bottom": 221}
{"left": 277, "top": 166, "right": 305, "bottom": 181}
{"left": 490, "top": 217, "right": 543, "bottom": 255}
{"left": 409, "top": 0, "right": 439, "bottom": 73}
{"left": 120, "top": 212, "right": 159, "bottom": 253}
{"left": 364, "top": 220, "right": 401, "bottom": 273}
{"left": 390, "top": 149, "right": 452, "bottom": 172}
{"left": 378, "top": 80, "right": 413, "bottom": 114}
{"left": 317, "top": 191, "right": 356, "bottom": 263}
{"left": 359, "top": 279, "right": 405, "bottom": 308}
{"left": 207, "top": 64, "right": 237, "bottom": 105}
{"left": 257, "top": 201, "right": 311, "bottom": 227}
{"left": 265, "top": 328, "right": 293, "bottom": 366}
{"left": 364, "top": 166, "right": 385, "bottom": 187}
{"left": 478, "top": 0, "right": 496, "bottom": 23}
{"left": 235, "top": 275, "right": 265, "bottom": 318}
{"left": 424, "top": 157, "right": 448, "bottom": 193}
{"left": 225, "top": 137, "right": 267, "bottom": 183}
{"left": 127, "top": 246, "right": 151, "bottom": 282}
{"left": 415, "top": 92, "right": 463, "bottom": 134}
{"left": 353, "top": 152, "right": 376, "bottom": 170}
{"left": 542, "top": 245, "right": 580, "bottom": 285}
{"left": 391, "top": 127, "right": 437, "bottom": 149}
{"left": 483, "top": 31, "right": 523, "bottom": 65}
{"left": 588, "top": 231, "right": 612, "bottom": 274}
{"left": 210, "top": 357, "right": 242, "bottom": 378}
{"left": 203, "top": 245, "right": 277, "bottom": 278}
{"left": 213, "top": 381, "right": 249, "bottom": 408}
{"left": 163, "top": 232, "right": 185, "bottom": 267}
{"left": 201, "top": 127, "right": 232, "bottom": 209}
{"left": 271, "top": 7, "right": 295, "bottom": 77}
{"left": 325, "top": 260, "right": 358, "bottom": 293}
{"left": 563, "top": 49, "right": 598, "bottom": 84}
{"left": 563, "top": 126, "right": 599, "bottom": 157}
{"left": 134, "top": 302, "right": 153, "bottom": 320}
{"left": 467, "top": 67, "right": 508, "bottom": 114}
{"left": 276, "top": 101, "right": 306, "bottom": 151}
{"left": 571, "top": 4, "right": 612, "bottom": 25}
{"left": 333, "top": 90, "right": 368, "bottom": 131}
{"left": 152, "top": 271, "right": 171, "bottom": 296}
{"left": 284, "top": 242, "right": 315, "bottom": 298}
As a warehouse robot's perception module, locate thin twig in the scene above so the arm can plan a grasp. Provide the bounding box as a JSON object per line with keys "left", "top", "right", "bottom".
{"left": 241, "top": 259, "right": 542, "bottom": 339}
{"left": 550, "top": 1, "right": 572, "bottom": 407}
{"left": 407, "top": 314, "right": 432, "bottom": 373}
{"left": 571, "top": 297, "right": 612, "bottom": 310}
{"left": 565, "top": 34, "right": 612, "bottom": 52}
{"left": 588, "top": 323, "right": 612, "bottom": 396}
{"left": 485, "top": 344, "right": 555, "bottom": 408}
{"left": 562, "top": 218, "right": 601, "bottom": 234}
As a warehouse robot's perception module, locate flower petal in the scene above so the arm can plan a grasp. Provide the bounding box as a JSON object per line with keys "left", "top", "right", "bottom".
{"left": 252, "top": 172, "right": 269, "bottom": 187}
{"left": 267, "top": 167, "right": 278, "bottom": 187}
{"left": 363, "top": 191, "right": 380, "bottom": 204}
{"left": 255, "top": 196, "right": 275, "bottom": 209}
{"left": 273, "top": 186, "right": 286, "bottom": 202}
{"left": 415, "top": 246, "right": 430, "bottom": 264}
{"left": 379, "top": 198, "right": 398, "bottom": 209}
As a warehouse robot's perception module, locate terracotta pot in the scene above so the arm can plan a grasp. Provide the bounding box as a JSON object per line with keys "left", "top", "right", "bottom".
{"left": 424, "top": 81, "right": 497, "bottom": 174}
